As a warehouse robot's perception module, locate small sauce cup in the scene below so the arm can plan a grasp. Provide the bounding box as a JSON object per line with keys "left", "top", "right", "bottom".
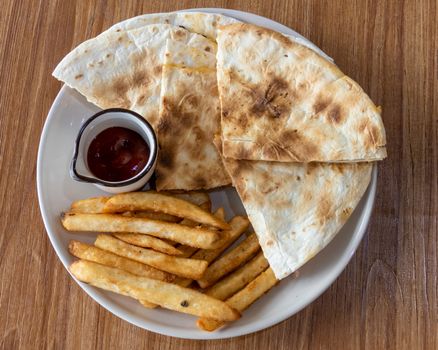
{"left": 70, "top": 108, "right": 158, "bottom": 193}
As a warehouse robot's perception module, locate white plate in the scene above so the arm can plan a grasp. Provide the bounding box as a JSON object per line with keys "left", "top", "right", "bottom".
{"left": 37, "top": 8, "right": 377, "bottom": 340}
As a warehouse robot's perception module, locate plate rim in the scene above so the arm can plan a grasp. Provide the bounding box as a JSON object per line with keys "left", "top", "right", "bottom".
{"left": 37, "top": 8, "right": 377, "bottom": 340}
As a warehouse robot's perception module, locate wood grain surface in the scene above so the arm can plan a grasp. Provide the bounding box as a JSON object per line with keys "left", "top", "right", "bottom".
{"left": 0, "top": 0, "right": 436, "bottom": 349}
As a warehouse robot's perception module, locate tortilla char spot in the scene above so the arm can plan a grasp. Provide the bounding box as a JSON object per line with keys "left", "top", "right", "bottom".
{"left": 367, "top": 124, "right": 380, "bottom": 146}
{"left": 306, "top": 163, "right": 319, "bottom": 175}
{"left": 332, "top": 164, "right": 345, "bottom": 174}
{"left": 327, "top": 104, "right": 343, "bottom": 124}
{"left": 316, "top": 197, "right": 332, "bottom": 222}
{"left": 260, "top": 182, "right": 278, "bottom": 195}
{"left": 266, "top": 239, "right": 274, "bottom": 247}
{"left": 313, "top": 98, "right": 331, "bottom": 115}
{"left": 132, "top": 70, "right": 148, "bottom": 87}
{"left": 296, "top": 176, "right": 301, "bottom": 181}
{"left": 136, "top": 94, "right": 147, "bottom": 105}
{"left": 279, "top": 129, "right": 300, "bottom": 144}
{"left": 159, "top": 99, "right": 191, "bottom": 137}
{"left": 112, "top": 77, "right": 129, "bottom": 96}
{"left": 106, "top": 53, "right": 111, "bottom": 58}
{"left": 262, "top": 143, "right": 284, "bottom": 161}
{"left": 153, "top": 66, "right": 162, "bottom": 75}
{"left": 75, "top": 74, "right": 83, "bottom": 80}
{"left": 236, "top": 145, "right": 252, "bottom": 160}
{"left": 175, "top": 29, "right": 186, "bottom": 38}
{"left": 237, "top": 113, "right": 249, "bottom": 128}
{"left": 192, "top": 126, "right": 205, "bottom": 143}
{"left": 356, "top": 120, "right": 367, "bottom": 133}
{"left": 191, "top": 175, "right": 207, "bottom": 189}
{"left": 116, "top": 29, "right": 121, "bottom": 32}
{"left": 117, "top": 36, "right": 123, "bottom": 42}
{"left": 158, "top": 147, "right": 174, "bottom": 170}
{"left": 185, "top": 94, "right": 199, "bottom": 108}
{"left": 205, "top": 46, "right": 211, "bottom": 52}
{"left": 344, "top": 207, "right": 352, "bottom": 215}
{"left": 231, "top": 160, "right": 252, "bottom": 179}
{"left": 248, "top": 76, "right": 292, "bottom": 119}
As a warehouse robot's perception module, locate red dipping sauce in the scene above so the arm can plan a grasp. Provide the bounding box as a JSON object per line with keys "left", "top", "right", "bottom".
{"left": 87, "top": 127, "right": 150, "bottom": 182}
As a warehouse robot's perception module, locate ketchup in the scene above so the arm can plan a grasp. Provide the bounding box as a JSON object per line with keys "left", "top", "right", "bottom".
{"left": 87, "top": 127, "right": 150, "bottom": 182}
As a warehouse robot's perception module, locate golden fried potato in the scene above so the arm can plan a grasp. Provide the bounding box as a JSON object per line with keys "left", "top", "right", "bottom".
{"left": 113, "top": 233, "right": 182, "bottom": 255}
{"left": 190, "top": 216, "right": 250, "bottom": 263}
{"left": 197, "top": 233, "right": 260, "bottom": 289}
{"left": 70, "top": 260, "right": 240, "bottom": 322}
{"left": 95, "top": 235, "right": 207, "bottom": 279}
{"left": 197, "top": 268, "right": 278, "bottom": 331}
{"left": 102, "top": 192, "right": 229, "bottom": 229}
{"left": 205, "top": 252, "right": 269, "bottom": 300}
{"left": 70, "top": 196, "right": 109, "bottom": 214}
{"left": 68, "top": 240, "right": 173, "bottom": 282}
{"left": 61, "top": 213, "right": 221, "bottom": 249}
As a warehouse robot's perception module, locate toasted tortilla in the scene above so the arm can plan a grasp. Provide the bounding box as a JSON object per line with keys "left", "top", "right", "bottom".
{"left": 154, "top": 40, "right": 230, "bottom": 191}
{"left": 221, "top": 156, "right": 372, "bottom": 279}
{"left": 104, "top": 12, "right": 239, "bottom": 40}
{"left": 217, "top": 23, "right": 387, "bottom": 162}
{"left": 104, "top": 12, "right": 333, "bottom": 61}
{"left": 53, "top": 24, "right": 215, "bottom": 127}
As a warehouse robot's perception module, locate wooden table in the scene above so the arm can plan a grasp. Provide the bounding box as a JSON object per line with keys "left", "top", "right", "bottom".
{"left": 0, "top": 1, "right": 436, "bottom": 349}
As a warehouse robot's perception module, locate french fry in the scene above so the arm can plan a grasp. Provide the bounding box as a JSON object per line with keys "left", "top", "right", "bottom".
{"left": 122, "top": 211, "right": 181, "bottom": 223}
{"left": 70, "top": 260, "right": 240, "bottom": 321}
{"left": 198, "top": 201, "right": 211, "bottom": 212}
{"left": 95, "top": 235, "right": 208, "bottom": 279}
{"left": 205, "top": 252, "right": 269, "bottom": 300}
{"left": 191, "top": 216, "right": 250, "bottom": 263}
{"left": 70, "top": 196, "right": 109, "bottom": 214}
{"left": 172, "top": 208, "right": 228, "bottom": 288}
{"left": 68, "top": 240, "right": 173, "bottom": 282}
{"left": 197, "top": 268, "right": 278, "bottom": 331}
{"left": 176, "top": 208, "right": 226, "bottom": 258}
{"left": 102, "top": 192, "right": 229, "bottom": 230}
{"left": 197, "top": 233, "right": 260, "bottom": 289}
{"left": 113, "top": 233, "right": 182, "bottom": 255}
{"left": 70, "top": 196, "right": 180, "bottom": 222}
{"left": 61, "top": 213, "right": 221, "bottom": 249}
{"left": 212, "top": 207, "right": 225, "bottom": 221}
{"left": 177, "top": 245, "right": 199, "bottom": 258}
{"left": 139, "top": 299, "right": 158, "bottom": 309}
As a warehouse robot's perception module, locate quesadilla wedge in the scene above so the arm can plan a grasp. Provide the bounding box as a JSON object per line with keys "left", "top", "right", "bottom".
{"left": 104, "top": 11, "right": 239, "bottom": 40}
{"left": 53, "top": 24, "right": 215, "bottom": 127}
{"left": 217, "top": 23, "right": 387, "bottom": 163}
{"left": 103, "top": 12, "right": 332, "bottom": 60}
{"left": 222, "top": 156, "right": 372, "bottom": 279}
{"left": 154, "top": 40, "right": 230, "bottom": 191}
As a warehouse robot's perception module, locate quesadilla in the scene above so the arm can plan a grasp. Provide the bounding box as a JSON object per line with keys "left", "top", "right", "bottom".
{"left": 154, "top": 40, "right": 231, "bottom": 190}
{"left": 104, "top": 11, "right": 239, "bottom": 40}
{"left": 217, "top": 23, "right": 387, "bottom": 163}
{"left": 53, "top": 24, "right": 215, "bottom": 127}
{"left": 221, "top": 157, "right": 372, "bottom": 279}
{"left": 104, "top": 11, "right": 333, "bottom": 61}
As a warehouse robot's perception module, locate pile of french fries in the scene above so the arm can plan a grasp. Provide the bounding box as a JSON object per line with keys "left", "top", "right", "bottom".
{"left": 63, "top": 191, "right": 279, "bottom": 331}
